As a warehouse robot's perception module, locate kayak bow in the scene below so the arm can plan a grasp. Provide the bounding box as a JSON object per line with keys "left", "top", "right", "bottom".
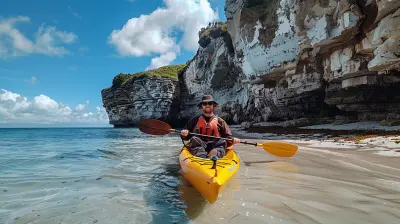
{"left": 179, "top": 146, "right": 240, "bottom": 204}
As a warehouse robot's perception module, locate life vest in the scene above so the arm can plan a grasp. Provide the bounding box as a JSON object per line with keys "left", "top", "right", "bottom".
{"left": 194, "top": 115, "right": 220, "bottom": 137}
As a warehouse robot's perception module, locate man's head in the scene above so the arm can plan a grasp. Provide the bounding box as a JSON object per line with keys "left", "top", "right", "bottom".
{"left": 197, "top": 95, "right": 218, "bottom": 115}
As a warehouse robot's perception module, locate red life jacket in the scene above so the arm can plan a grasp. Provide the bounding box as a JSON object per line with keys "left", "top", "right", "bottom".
{"left": 194, "top": 115, "right": 220, "bottom": 137}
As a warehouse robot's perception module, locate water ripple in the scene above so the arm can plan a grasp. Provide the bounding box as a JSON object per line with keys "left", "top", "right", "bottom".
{"left": 0, "top": 128, "right": 200, "bottom": 224}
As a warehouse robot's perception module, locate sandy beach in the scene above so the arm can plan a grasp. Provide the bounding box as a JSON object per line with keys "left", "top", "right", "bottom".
{"left": 186, "top": 128, "right": 400, "bottom": 224}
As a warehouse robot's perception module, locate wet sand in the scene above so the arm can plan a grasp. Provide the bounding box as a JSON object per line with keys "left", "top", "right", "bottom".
{"left": 189, "top": 137, "right": 400, "bottom": 224}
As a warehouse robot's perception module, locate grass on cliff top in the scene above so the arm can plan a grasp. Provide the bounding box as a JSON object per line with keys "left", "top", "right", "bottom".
{"left": 112, "top": 64, "right": 186, "bottom": 88}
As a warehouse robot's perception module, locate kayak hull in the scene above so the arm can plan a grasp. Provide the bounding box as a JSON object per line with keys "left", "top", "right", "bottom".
{"left": 179, "top": 146, "right": 240, "bottom": 204}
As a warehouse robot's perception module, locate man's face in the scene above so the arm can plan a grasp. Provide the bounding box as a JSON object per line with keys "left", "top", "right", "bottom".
{"left": 201, "top": 102, "right": 215, "bottom": 113}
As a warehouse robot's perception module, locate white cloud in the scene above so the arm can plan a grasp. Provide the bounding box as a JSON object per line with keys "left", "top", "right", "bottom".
{"left": 109, "top": 0, "right": 218, "bottom": 68}
{"left": 55, "top": 30, "right": 78, "bottom": 44}
{"left": 0, "top": 16, "right": 34, "bottom": 57}
{"left": 75, "top": 100, "right": 89, "bottom": 112}
{"left": 34, "top": 25, "right": 78, "bottom": 56}
{"left": 0, "top": 16, "right": 78, "bottom": 59}
{"left": 146, "top": 52, "right": 177, "bottom": 70}
{"left": 76, "top": 104, "right": 85, "bottom": 111}
{"left": 0, "top": 89, "right": 109, "bottom": 126}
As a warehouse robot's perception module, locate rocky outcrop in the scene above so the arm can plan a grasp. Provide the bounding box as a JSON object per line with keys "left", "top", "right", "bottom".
{"left": 102, "top": 0, "right": 400, "bottom": 128}
{"left": 101, "top": 67, "right": 184, "bottom": 127}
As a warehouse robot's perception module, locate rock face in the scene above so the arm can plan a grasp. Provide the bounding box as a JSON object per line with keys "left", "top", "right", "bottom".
{"left": 101, "top": 76, "right": 180, "bottom": 127}
{"left": 220, "top": 0, "right": 400, "bottom": 126}
{"left": 177, "top": 23, "right": 248, "bottom": 124}
{"left": 102, "top": 0, "right": 400, "bottom": 128}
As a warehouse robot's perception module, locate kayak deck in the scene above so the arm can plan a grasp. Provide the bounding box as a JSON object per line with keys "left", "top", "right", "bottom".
{"left": 179, "top": 146, "right": 240, "bottom": 204}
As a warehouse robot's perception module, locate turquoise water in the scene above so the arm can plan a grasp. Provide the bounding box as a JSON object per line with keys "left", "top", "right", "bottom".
{"left": 0, "top": 128, "right": 207, "bottom": 224}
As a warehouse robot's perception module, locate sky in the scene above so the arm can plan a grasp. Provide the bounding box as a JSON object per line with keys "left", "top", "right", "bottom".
{"left": 0, "top": 0, "right": 226, "bottom": 127}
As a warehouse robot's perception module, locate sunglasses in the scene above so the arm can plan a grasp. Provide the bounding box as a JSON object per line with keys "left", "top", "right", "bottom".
{"left": 201, "top": 102, "right": 214, "bottom": 106}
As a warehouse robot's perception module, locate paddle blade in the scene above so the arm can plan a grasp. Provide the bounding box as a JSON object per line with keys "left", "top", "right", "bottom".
{"left": 138, "top": 119, "right": 173, "bottom": 135}
{"left": 261, "top": 142, "right": 298, "bottom": 157}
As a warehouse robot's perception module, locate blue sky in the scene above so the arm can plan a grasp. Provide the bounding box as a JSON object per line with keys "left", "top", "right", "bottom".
{"left": 0, "top": 0, "right": 226, "bottom": 127}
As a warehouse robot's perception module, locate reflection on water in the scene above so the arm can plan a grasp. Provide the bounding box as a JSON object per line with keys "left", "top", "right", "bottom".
{"left": 143, "top": 162, "right": 208, "bottom": 223}
{"left": 178, "top": 175, "right": 208, "bottom": 220}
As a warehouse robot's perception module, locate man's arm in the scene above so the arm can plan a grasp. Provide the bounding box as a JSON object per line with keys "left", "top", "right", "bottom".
{"left": 180, "top": 116, "right": 198, "bottom": 141}
{"left": 219, "top": 118, "right": 233, "bottom": 139}
{"left": 219, "top": 118, "right": 240, "bottom": 146}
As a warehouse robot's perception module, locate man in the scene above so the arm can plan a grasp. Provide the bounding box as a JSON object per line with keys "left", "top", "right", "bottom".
{"left": 180, "top": 95, "right": 240, "bottom": 159}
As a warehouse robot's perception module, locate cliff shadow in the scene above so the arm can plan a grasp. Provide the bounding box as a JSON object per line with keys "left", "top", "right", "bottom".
{"left": 142, "top": 151, "right": 207, "bottom": 224}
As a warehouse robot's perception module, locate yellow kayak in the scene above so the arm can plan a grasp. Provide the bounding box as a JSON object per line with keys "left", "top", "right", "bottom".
{"left": 179, "top": 146, "right": 240, "bottom": 204}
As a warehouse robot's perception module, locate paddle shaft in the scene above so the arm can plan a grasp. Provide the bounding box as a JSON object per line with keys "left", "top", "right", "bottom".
{"left": 168, "top": 129, "right": 259, "bottom": 147}
{"left": 139, "top": 119, "right": 298, "bottom": 157}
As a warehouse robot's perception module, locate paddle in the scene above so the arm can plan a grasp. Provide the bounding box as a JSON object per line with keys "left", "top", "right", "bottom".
{"left": 138, "top": 119, "right": 298, "bottom": 158}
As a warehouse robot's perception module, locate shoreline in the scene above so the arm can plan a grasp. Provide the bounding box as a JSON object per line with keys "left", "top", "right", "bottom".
{"left": 241, "top": 121, "right": 400, "bottom": 135}
{"left": 231, "top": 121, "right": 400, "bottom": 141}
{"left": 191, "top": 132, "right": 400, "bottom": 223}
{"left": 230, "top": 121, "right": 400, "bottom": 158}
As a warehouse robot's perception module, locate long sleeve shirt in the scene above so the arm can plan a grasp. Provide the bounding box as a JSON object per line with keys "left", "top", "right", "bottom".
{"left": 180, "top": 114, "right": 233, "bottom": 144}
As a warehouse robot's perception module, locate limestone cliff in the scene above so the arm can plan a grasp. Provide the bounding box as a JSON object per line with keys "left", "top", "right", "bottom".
{"left": 101, "top": 65, "right": 185, "bottom": 127}
{"left": 222, "top": 0, "right": 400, "bottom": 126}
{"left": 102, "top": 0, "right": 400, "bottom": 128}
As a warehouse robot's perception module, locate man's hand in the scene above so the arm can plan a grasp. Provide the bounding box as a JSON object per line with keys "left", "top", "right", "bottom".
{"left": 181, "top": 129, "right": 189, "bottom": 137}
{"left": 232, "top": 137, "right": 240, "bottom": 144}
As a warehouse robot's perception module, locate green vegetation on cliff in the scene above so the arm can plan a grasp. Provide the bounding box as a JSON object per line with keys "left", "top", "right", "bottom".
{"left": 112, "top": 64, "right": 186, "bottom": 88}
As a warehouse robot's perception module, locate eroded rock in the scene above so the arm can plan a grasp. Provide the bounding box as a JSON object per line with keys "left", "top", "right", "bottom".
{"left": 101, "top": 0, "right": 400, "bottom": 128}
{"left": 101, "top": 77, "right": 180, "bottom": 127}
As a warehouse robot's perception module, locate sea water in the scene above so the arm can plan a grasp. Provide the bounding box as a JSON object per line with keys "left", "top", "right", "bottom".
{"left": 2, "top": 128, "right": 400, "bottom": 224}
{"left": 0, "top": 128, "right": 204, "bottom": 224}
